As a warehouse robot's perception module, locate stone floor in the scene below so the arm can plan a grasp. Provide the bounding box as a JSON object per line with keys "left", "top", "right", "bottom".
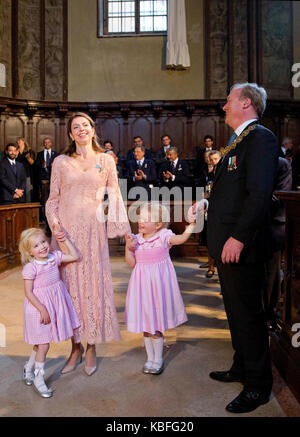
{"left": 0, "top": 257, "right": 299, "bottom": 417}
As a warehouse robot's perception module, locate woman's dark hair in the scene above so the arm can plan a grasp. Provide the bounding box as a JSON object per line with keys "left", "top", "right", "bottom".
{"left": 64, "top": 112, "right": 104, "bottom": 156}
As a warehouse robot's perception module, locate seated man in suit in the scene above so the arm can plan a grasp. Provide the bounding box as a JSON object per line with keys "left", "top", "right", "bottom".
{"left": 126, "top": 136, "right": 153, "bottom": 162}
{"left": 155, "top": 134, "right": 173, "bottom": 169}
{"left": 0, "top": 143, "right": 26, "bottom": 204}
{"left": 195, "top": 135, "right": 215, "bottom": 176}
{"left": 36, "top": 137, "right": 59, "bottom": 225}
{"left": 159, "top": 146, "right": 191, "bottom": 191}
{"left": 127, "top": 145, "right": 157, "bottom": 200}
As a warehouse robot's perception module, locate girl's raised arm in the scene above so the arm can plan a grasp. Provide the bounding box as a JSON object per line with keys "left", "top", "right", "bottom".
{"left": 169, "top": 223, "right": 196, "bottom": 246}
{"left": 60, "top": 238, "right": 79, "bottom": 263}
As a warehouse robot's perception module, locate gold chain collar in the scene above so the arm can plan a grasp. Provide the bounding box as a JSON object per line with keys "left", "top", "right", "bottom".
{"left": 220, "top": 124, "right": 258, "bottom": 157}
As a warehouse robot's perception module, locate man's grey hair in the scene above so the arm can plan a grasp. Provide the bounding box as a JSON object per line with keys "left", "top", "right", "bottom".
{"left": 168, "top": 146, "right": 178, "bottom": 155}
{"left": 231, "top": 83, "right": 267, "bottom": 118}
{"left": 209, "top": 150, "right": 222, "bottom": 158}
{"left": 134, "top": 144, "right": 145, "bottom": 152}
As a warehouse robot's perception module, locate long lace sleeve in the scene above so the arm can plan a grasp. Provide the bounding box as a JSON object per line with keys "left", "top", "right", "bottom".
{"left": 45, "top": 156, "right": 62, "bottom": 230}
{"left": 106, "top": 154, "right": 131, "bottom": 238}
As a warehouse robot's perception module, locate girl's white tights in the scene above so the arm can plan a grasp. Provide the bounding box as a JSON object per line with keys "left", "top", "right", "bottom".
{"left": 25, "top": 349, "right": 36, "bottom": 371}
{"left": 144, "top": 337, "right": 154, "bottom": 366}
{"left": 151, "top": 337, "right": 164, "bottom": 366}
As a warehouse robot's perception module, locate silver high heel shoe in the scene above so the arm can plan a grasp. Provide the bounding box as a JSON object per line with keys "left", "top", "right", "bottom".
{"left": 23, "top": 362, "right": 34, "bottom": 386}
{"left": 84, "top": 347, "right": 97, "bottom": 376}
{"left": 61, "top": 344, "right": 84, "bottom": 374}
{"left": 84, "top": 366, "right": 97, "bottom": 376}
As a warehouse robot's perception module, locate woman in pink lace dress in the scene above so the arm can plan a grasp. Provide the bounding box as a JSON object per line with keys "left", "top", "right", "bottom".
{"left": 46, "top": 112, "right": 130, "bottom": 376}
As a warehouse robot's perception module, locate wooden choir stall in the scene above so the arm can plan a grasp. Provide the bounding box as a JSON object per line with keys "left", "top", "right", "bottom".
{"left": 0, "top": 203, "right": 40, "bottom": 273}
{"left": 270, "top": 191, "right": 300, "bottom": 403}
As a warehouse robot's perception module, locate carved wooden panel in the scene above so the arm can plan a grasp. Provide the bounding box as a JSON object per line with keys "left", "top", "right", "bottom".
{"left": 0, "top": 99, "right": 299, "bottom": 160}
{"left": 0, "top": 204, "right": 40, "bottom": 272}
{"left": 195, "top": 117, "right": 218, "bottom": 147}
{"left": 259, "top": 0, "right": 293, "bottom": 99}
{"left": 45, "top": 0, "right": 64, "bottom": 100}
{"left": 205, "top": 0, "right": 229, "bottom": 99}
{"left": 36, "top": 118, "right": 57, "bottom": 151}
{"left": 99, "top": 118, "right": 121, "bottom": 154}
{"left": 162, "top": 116, "right": 185, "bottom": 154}
{"left": 131, "top": 117, "right": 153, "bottom": 151}
{"left": 0, "top": 0, "right": 12, "bottom": 98}
{"left": 229, "top": 0, "right": 248, "bottom": 84}
{"left": 17, "top": 0, "right": 41, "bottom": 99}
{"left": 3, "top": 116, "right": 24, "bottom": 144}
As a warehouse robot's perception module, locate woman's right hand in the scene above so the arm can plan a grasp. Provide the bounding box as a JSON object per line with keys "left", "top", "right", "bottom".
{"left": 52, "top": 222, "right": 66, "bottom": 242}
{"left": 40, "top": 306, "right": 51, "bottom": 325}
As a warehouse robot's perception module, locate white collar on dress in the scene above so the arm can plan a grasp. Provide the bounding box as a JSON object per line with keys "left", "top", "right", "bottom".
{"left": 33, "top": 253, "right": 54, "bottom": 265}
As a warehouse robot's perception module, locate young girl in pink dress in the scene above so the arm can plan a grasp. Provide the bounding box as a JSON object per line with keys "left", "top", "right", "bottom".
{"left": 124, "top": 202, "right": 196, "bottom": 375}
{"left": 19, "top": 228, "right": 80, "bottom": 398}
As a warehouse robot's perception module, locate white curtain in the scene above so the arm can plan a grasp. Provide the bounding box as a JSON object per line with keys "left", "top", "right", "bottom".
{"left": 166, "top": 0, "right": 191, "bottom": 69}
{"left": 0, "top": 64, "right": 5, "bottom": 87}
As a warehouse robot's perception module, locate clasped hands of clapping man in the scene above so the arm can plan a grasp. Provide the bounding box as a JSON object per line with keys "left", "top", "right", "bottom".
{"left": 134, "top": 169, "right": 146, "bottom": 181}
{"left": 163, "top": 170, "right": 173, "bottom": 181}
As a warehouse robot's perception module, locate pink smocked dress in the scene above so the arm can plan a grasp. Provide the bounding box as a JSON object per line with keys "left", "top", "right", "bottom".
{"left": 22, "top": 251, "right": 80, "bottom": 345}
{"left": 125, "top": 228, "right": 188, "bottom": 334}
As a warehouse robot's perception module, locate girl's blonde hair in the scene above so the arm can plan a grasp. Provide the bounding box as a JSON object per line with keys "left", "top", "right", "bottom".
{"left": 18, "top": 228, "right": 48, "bottom": 265}
{"left": 139, "top": 202, "right": 170, "bottom": 228}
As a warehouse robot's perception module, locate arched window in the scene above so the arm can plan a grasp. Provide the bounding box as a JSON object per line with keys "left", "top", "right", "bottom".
{"left": 98, "top": 0, "right": 168, "bottom": 36}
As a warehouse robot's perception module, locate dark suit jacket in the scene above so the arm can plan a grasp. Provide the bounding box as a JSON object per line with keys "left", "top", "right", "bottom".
{"left": 36, "top": 150, "right": 59, "bottom": 181}
{"left": 207, "top": 123, "right": 279, "bottom": 263}
{"left": 270, "top": 157, "right": 292, "bottom": 252}
{"left": 126, "top": 159, "right": 157, "bottom": 189}
{"left": 292, "top": 152, "right": 300, "bottom": 189}
{"left": 159, "top": 159, "right": 191, "bottom": 189}
{"left": 0, "top": 158, "right": 27, "bottom": 203}
{"left": 126, "top": 148, "right": 153, "bottom": 163}
{"left": 154, "top": 146, "right": 174, "bottom": 167}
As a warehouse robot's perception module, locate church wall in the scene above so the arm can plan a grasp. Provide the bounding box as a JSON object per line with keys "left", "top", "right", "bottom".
{"left": 294, "top": 1, "right": 300, "bottom": 100}
{"left": 67, "top": 0, "right": 205, "bottom": 102}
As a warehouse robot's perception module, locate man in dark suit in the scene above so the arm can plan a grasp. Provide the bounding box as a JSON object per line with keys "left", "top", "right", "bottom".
{"left": 35, "top": 138, "right": 59, "bottom": 223}
{"left": 195, "top": 135, "right": 215, "bottom": 176}
{"left": 159, "top": 146, "right": 191, "bottom": 191}
{"left": 126, "top": 145, "right": 157, "bottom": 200}
{"left": 0, "top": 143, "right": 26, "bottom": 204}
{"left": 126, "top": 136, "right": 153, "bottom": 162}
{"left": 207, "top": 83, "right": 279, "bottom": 413}
{"left": 155, "top": 134, "right": 173, "bottom": 169}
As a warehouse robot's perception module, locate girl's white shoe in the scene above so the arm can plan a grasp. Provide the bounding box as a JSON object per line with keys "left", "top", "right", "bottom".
{"left": 33, "top": 368, "right": 53, "bottom": 398}
{"left": 23, "top": 362, "right": 34, "bottom": 386}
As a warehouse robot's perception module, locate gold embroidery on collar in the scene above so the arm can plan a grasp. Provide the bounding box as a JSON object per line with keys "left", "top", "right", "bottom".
{"left": 221, "top": 124, "right": 258, "bottom": 157}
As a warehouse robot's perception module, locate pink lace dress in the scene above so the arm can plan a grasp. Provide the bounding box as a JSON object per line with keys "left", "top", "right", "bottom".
{"left": 46, "top": 153, "right": 130, "bottom": 344}
{"left": 124, "top": 228, "right": 188, "bottom": 334}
